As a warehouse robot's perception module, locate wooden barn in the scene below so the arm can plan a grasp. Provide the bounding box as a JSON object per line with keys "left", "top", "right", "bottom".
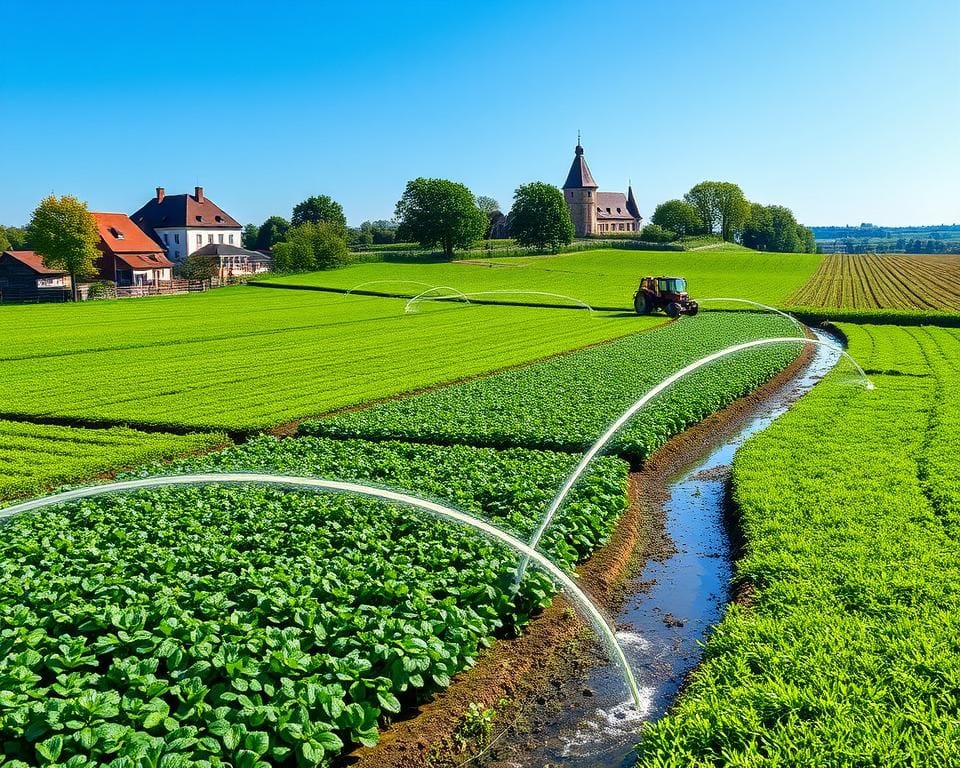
{"left": 0, "top": 250, "right": 70, "bottom": 302}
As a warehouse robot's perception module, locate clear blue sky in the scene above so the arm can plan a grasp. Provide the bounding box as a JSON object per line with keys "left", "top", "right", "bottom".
{"left": 1, "top": 0, "right": 957, "bottom": 228}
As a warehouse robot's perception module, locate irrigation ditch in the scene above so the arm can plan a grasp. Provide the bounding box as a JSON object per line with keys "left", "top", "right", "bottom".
{"left": 339, "top": 328, "right": 843, "bottom": 768}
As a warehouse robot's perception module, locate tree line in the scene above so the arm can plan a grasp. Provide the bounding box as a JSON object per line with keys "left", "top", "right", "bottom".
{"left": 648, "top": 181, "right": 817, "bottom": 253}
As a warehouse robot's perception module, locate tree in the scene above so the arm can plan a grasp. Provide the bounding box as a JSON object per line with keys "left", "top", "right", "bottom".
{"left": 242, "top": 223, "right": 260, "bottom": 249}
{"left": 178, "top": 253, "right": 218, "bottom": 280}
{"left": 255, "top": 216, "right": 290, "bottom": 250}
{"left": 713, "top": 182, "right": 751, "bottom": 241}
{"left": 475, "top": 196, "right": 500, "bottom": 216}
{"left": 684, "top": 182, "right": 718, "bottom": 235}
{"left": 285, "top": 221, "right": 351, "bottom": 271}
{"left": 27, "top": 195, "right": 100, "bottom": 301}
{"left": 0, "top": 226, "right": 28, "bottom": 250}
{"left": 742, "top": 203, "right": 816, "bottom": 253}
{"left": 508, "top": 182, "right": 574, "bottom": 251}
{"left": 394, "top": 178, "right": 487, "bottom": 258}
{"left": 0, "top": 229, "right": 10, "bottom": 252}
{"left": 650, "top": 200, "right": 703, "bottom": 237}
{"left": 291, "top": 195, "right": 347, "bottom": 233}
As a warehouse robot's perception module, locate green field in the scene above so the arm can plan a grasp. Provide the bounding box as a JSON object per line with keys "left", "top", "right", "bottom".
{"left": 257, "top": 248, "right": 822, "bottom": 309}
{"left": 636, "top": 324, "right": 960, "bottom": 765}
{"left": 0, "top": 287, "right": 653, "bottom": 432}
{"left": 0, "top": 421, "right": 227, "bottom": 501}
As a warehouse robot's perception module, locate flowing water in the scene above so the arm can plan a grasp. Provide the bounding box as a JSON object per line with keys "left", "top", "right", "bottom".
{"left": 483, "top": 329, "right": 845, "bottom": 767}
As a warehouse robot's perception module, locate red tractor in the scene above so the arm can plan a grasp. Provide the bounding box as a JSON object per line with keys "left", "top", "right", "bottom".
{"left": 634, "top": 276, "right": 699, "bottom": 318}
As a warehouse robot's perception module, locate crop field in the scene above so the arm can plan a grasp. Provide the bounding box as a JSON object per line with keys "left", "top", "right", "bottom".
{"left": 0, "top": 438, "right": 629, "bottom": 765}
{"left": 257, "top": 248, "right": 822, "bottom": 309}
{"left": 788, "top": 252, "right": 960, "bottom": 310}
{"left": 0, "top": 421, "right": 227, "bottom": 501}
{"left": 635, "top": 323, "right": 960, "bottom": 765}
{"left": 0, "top": 288, "right": 651, "bottom": 433}
{"left": 303, "top": 313, "right": 802, "bottom": 461}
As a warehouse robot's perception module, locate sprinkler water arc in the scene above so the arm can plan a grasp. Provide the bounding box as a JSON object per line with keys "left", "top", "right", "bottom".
{"left": 514, "top": 335, "right": 874, "bottom": 586}
{"left": 695, "top": 298, "right": 805, "bottom": 333}
{"left": 344, "top": 279, "right": 438, "bottom": 296}
{"left": 405, "top": 286, "right": 472, "bottom": 313}
{"left": 461, "top": 290, "right": 594, "bottom": 312}
{"left": 0, "top": 473, "right": 645, "bottom": 710}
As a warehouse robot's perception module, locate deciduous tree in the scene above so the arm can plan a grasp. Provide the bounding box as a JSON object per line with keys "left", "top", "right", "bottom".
{"left": 256, "top": 216, "right": 289, "bottom": 250}
{"left": 27, "top": 195, "right": 100, "bottom": 301}
{"left": 475, "top": 196, "right": 500, "bottom": 216}
{"left": 291, "top": 195, "right": 347, "bottom": 233}
{"left": 650, "top": 200, "right": 703, "bottom": 237}
{"left": 394, "top": 178, "right": 487, "bottom": 258}
{"left": 509, "top": 182, "right": 574, "bottom": 251}
{"left": 242, "top": 223, "right": 259, "bottom": 249}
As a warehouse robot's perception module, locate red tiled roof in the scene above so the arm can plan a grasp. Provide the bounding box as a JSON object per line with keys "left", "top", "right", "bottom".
{"left": 114, "top": 253, "right": 174, "bottom": 269}
{"left": 93, "top": 212, "right": 170, "bottom": 256}
{"left": 2, "top": 250, "right": 67, "bottom": 275}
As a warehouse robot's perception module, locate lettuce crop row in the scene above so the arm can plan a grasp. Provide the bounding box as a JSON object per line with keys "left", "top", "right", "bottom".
{"left": 302, "top": 313, "right": 802, "bottom": 462}
{"left": 0, "top": 437, "right": 628, "bottom": 767}
{"left": 0, "top": 421, "right": 228, "bottom": 502}
{"left": 634, "top": 323, "right": 960, "bottom": 765}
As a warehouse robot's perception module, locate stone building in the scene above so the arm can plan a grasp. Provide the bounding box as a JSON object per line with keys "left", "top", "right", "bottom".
{"left": 562, "top": 141, "right": 642, "bottom": 236}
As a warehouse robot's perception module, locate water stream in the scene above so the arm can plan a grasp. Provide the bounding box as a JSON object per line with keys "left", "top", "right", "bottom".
{"left": 482, "top": 328, "right": 844, "bottom": 767}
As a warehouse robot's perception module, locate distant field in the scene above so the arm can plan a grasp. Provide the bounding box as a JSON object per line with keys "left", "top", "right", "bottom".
{"left": 0, "top": 287, "right": 652, "bottom": 432}
{"left": 0, "top": 421, "right": 226, "bottom": 501}
{"left": 789, "top": 253, "right": 960, "bottom": 310}
{"left": 258, "top": 248, "right": 822, "bottom": 309}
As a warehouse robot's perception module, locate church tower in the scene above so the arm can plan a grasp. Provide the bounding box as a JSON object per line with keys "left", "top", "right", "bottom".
{"left": 562, "top": 139, "right": 598, "bottom": 236}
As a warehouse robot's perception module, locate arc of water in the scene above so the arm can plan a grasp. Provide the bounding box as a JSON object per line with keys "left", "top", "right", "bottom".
{"left": 404, "top": 286, "right": 472, "bottom": 313}
{"left": 0, "top": 473, "right": 643, "bottom": 710}
{"left": 344, "top": 280, "right": 439, "bottom": 296}
{"left": 514, "top": 336, "right": 873, "bottom": 586}
{"left": 462, "top": 290, "right": 594, "bottom": 312}
{"left": 694, "top": 298, "right": 805, "bottom": 333}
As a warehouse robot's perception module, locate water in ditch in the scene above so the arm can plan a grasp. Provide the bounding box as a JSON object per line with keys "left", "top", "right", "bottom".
{"left": 481, "top": 329, "right": 843, "bottom": 767}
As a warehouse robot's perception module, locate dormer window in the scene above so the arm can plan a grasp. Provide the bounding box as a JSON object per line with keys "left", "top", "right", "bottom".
{"left": 606, "top": 208, "right": 611, "bottom": 213}
{"left": 196, "top": 215, "right": 203, "bottom": 222}
{"left": 215, "top": 215, "right": 223, "bottom": 222}
{"left": 616, "top": 208, "right": 622, "bottom": 213}
{"left": 110, "top": 227, "right": 125, "bottom": 239}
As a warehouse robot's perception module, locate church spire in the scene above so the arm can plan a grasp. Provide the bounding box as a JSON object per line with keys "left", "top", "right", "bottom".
{"left": 563, "top": 137, "right": 598, "bottom": 189}
{"left": 626, "top": 183, "right": 641, "bottom": 219}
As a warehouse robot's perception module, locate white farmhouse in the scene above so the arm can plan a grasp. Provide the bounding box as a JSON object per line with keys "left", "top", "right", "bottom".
{"left": 131, "top": 187, "right": 242, "bottom": 263}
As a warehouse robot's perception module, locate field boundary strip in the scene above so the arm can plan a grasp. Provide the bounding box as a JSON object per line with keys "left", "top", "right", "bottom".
{"left": 246, "top": 280, "right": 629, "bottom": 312}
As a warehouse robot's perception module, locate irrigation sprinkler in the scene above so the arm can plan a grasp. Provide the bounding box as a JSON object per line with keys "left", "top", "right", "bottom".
{"left": 404, "top": 286, "right": 472, "bottom": 313}
{"left": 695, "top": 298, "right": 805, "bottom": 333}
{"left": 343, "top": 279, "right": 439, "bottom": 297}
{"left": 514, "top": 335, "right": 874, "bottom": 586}
{"left": 1, "top": 473, "right": 645, "bottom": 710}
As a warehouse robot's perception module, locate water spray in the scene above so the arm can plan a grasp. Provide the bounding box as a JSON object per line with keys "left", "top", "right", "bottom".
{"left": 404, "top": 286, "right": 472, "bottom": 313}
{"left": 343, "top": 279, "right": 439, "bottom": 296}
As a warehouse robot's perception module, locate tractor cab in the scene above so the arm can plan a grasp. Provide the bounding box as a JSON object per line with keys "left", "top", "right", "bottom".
{"left": 634, "top": 276, "right": 699, "bottom": 318}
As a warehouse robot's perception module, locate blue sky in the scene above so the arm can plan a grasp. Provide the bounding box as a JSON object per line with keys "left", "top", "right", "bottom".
{"left": 1, "top": 0, "right": 957, "bottom": 228}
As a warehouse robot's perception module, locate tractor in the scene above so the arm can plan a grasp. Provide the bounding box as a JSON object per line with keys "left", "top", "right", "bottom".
{"left": 634, "top": 276, "right": 699, "bottom": 318}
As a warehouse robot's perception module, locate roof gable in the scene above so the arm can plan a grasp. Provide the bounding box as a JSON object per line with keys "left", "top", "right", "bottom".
{"left": 132, "top": 191, "right": 242, "bottom": 232}
{"left": 1, "top": 250, "right": 67, "bottom": 275}
{"left": 92, "top": 213, "right": 167, "bottom": 255}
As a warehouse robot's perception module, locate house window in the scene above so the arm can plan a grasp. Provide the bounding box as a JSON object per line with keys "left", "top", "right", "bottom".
{"left": 175, "top": 250, "right": 180, "bottom": 259}
{"left": 197, "top": 234, "right": 202, "bottom": 246}
{"left": 228, "top": 234, "right": 234, "bottom": 244}
{"left": 174, "top": 233, "right": 180, "bottom": 244}
{"left": 219, "top": 234, "right": 224, "bottom": 244}
{"left": 163, "top": 233, "right": 169, "bottom": 244}
{"left": 619, "top": 223, "right": 625, "bottom": 231}
{"left": 208, "top": 234, "right": 214, "bottom": 243}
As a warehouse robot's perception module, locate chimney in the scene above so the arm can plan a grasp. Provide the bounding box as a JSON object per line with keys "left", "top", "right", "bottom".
{"left": 195, "top": 186, "right": 204, "bottom": 203}
{"left": 156, "top": 186, "right": 165, "bottom": 203}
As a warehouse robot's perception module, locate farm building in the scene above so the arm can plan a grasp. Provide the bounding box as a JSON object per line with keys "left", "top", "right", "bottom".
{"left": 563, "top": 141, "right": 642, "bottom": 236}
{"left": 0, "top": 250, "right": 70, "bottom": 302}
{"left": 92, "top": 212, "right": 173, "bottom": 287}
{"left": 191, "top": 243, "right": 272, "bottom": 277}
{"left": 132, "top": 187, "right": 242, "bottom": 264}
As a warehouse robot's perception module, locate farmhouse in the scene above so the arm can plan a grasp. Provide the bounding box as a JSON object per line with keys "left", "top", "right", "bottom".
{"left": 0, "top": 250, "right": 70, "bottom": 301}
{"left": 92, "top": 212, "right": 173, "bottom": 287}
{"left": 131, "top": 187, "right": 242, "bottom": 264}
{"left": 562, "top": 141, "right": 642, "bottom": 236}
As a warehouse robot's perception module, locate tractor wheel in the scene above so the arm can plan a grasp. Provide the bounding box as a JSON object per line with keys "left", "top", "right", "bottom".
{"left": 634, "top": 293, "right": 653, "bottom": 315}
{"left": 666, "top": 302, "right": 682, "bottom": 319}
{"left": 686, "top": 303, "right": 699, "bottom": 317}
